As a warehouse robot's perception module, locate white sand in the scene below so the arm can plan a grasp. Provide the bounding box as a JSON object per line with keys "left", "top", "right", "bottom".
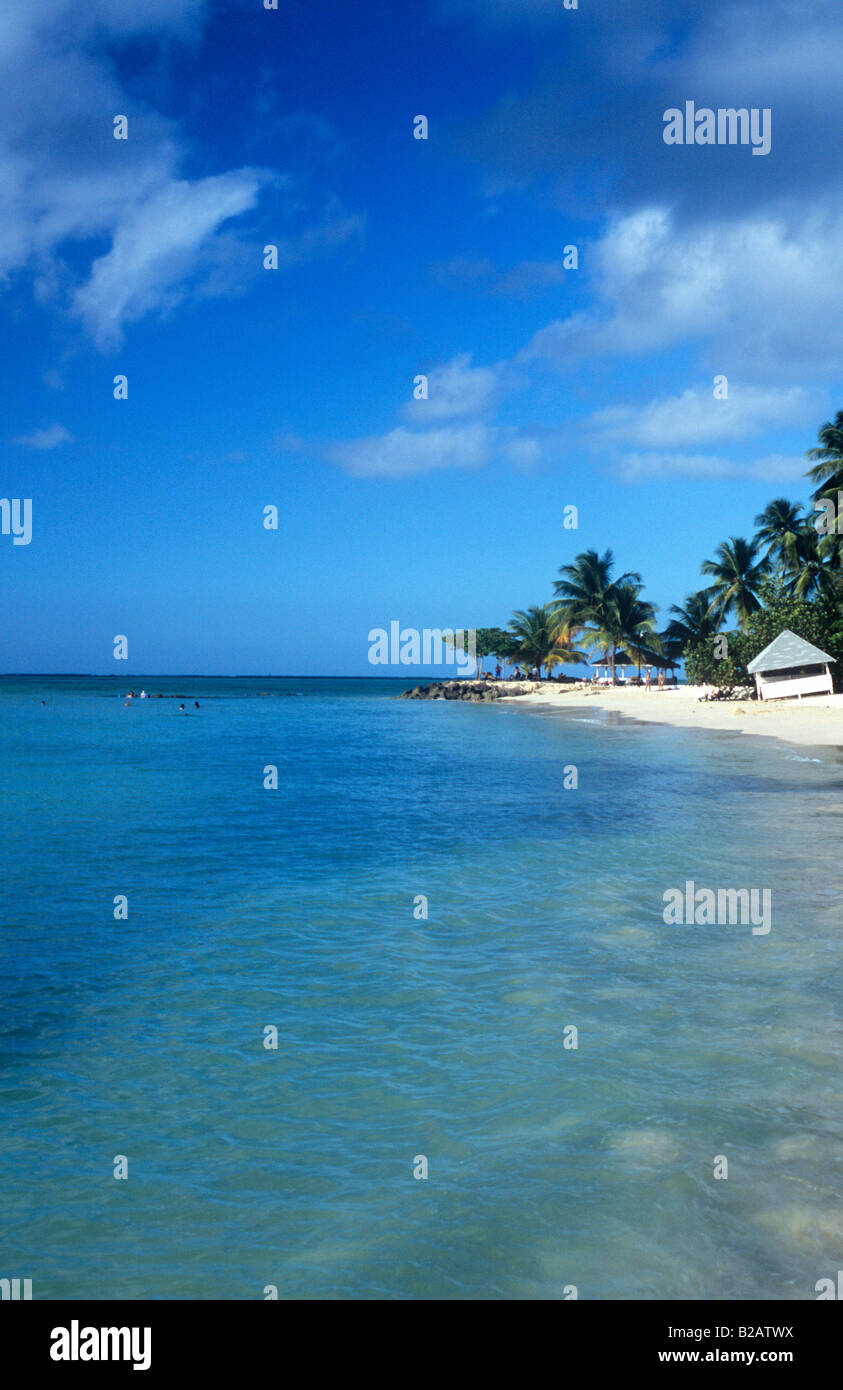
{"left": 499, "top": 682, "right": 843, "bottom": 749}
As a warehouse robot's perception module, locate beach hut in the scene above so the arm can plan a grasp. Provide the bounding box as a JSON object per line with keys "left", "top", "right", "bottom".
{"left": 747, "top": 629, "right": 836, "bottom": 701}
{"left": 589, "top": 649, "right": 632, "bottom": 684}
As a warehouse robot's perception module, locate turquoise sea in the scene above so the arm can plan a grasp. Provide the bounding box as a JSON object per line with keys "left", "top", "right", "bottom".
{"left": 0, "top": 675, "right": 841, "bottom": 1300}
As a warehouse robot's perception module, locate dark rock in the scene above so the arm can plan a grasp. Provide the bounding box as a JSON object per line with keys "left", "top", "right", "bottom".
{"left": 400, "top": 679, "right": 540, "bottom": 702}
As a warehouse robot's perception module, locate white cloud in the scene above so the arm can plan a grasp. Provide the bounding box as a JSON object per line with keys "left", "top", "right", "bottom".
{"left": 681, "top": 2, "right": 843, "bottom": 107}
{"left": 0, "top": 1, "right": 253, "bottom": 348}
{"left": 330, "top": 347, "right": 535, "bottom": 478}
{"left": 522, "top": 206, "right": 843, "bottom": 378}
{"left": 617, "top": 451, "right": 807, "bottom": 482}
{"left": 592, "top": 385, "right": 816, "bottom": 449}
{"left": 72, "top": 173, "right": 263, "bottom": 348}
{"left": 403, "top": 353, "right": 509, "bottom": 422}
{"left": 13, "top": 423, "right": 72, "bottom": 449}
{"left": 330, "top": 421, "right": 542, "bottom": 478}
{"left": 500, "top": 434, "right": 542, "bottom": 469}
{"left": 0, "top": 0, "right": 205, "bottom": 62}
{"left": 0, "top": 0, "right": 355, "bottom": 348}
{"left": 331, "top": 423, "right": 495, "bottom": 478}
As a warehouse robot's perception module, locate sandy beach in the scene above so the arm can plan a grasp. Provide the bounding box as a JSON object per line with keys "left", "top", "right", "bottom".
{"left": 502, "top": 682, "right": 843, "bottom": 749}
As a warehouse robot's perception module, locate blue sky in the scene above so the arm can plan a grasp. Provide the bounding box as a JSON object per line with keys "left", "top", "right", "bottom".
{"left": 2, "top": 0, "right": 842, "bottom": 674}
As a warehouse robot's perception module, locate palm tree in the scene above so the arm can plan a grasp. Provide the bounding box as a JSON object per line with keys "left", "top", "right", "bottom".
{"left": 507, "top": 605, "right": 587, "bottom": 680}
{"left": 753, "top": 499, "right": 806, "bottom": 576}
{"left": 664, "top": 590, "right": 722, "bottom": 649}
{"left": 806, "top": 410, "right": 843, "bottom": 502}
{"left": 614, "top": 584, "right": 663, "bottom": 679}
{"left": 576, "top": 585, "right": 662, "bottom": 682}
{"left": 553, "top": 549, "right": 642, "bottom": 683}
{"left": 547, "top": 626, "right": 590, "bottom": 677}
{"left": 790, "top": 525, "right": 841, "bottom": 600}
{"left": 701, "top": 537, "right": 770, "bottom": 629}
{"left": 660, "top": 631, "right": 685, "bottom": 672}
{"left": 805, "top": 414, "right": 843, "bottom": 573}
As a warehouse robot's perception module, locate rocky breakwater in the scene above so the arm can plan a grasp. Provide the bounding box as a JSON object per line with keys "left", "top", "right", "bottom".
{"left": 399, "top": 679, "right": 540, "bottom": 702}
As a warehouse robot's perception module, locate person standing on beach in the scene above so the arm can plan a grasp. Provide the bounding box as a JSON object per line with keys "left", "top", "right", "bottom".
{"left": 657, "top": 669, "right": 665, "bottom": 690}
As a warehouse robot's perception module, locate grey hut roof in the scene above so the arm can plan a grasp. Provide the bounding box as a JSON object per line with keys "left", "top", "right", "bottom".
{"left": 747, "top": 629, "right": 836, "bottom": 675}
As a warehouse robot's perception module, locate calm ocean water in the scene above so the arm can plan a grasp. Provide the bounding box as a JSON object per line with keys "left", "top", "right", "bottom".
{"left": 0, "top": 675, "right": 841, "bottom": 1300}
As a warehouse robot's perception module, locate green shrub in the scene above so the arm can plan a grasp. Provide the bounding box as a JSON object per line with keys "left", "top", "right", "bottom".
{"left": 683, "top": 590, "right": 842, "bottom": 688}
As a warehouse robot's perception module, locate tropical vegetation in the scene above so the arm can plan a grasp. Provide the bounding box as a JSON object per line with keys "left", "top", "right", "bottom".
{"left": 463, "top": 414, "right": 843, "bottom": 690}
{"left": 506, "top": 606, "right": 587, "bottom": 680}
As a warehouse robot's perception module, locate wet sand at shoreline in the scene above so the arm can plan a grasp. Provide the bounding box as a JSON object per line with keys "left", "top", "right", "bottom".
{"left": 501, "top": 683, "right": 843, "bottom": 749}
